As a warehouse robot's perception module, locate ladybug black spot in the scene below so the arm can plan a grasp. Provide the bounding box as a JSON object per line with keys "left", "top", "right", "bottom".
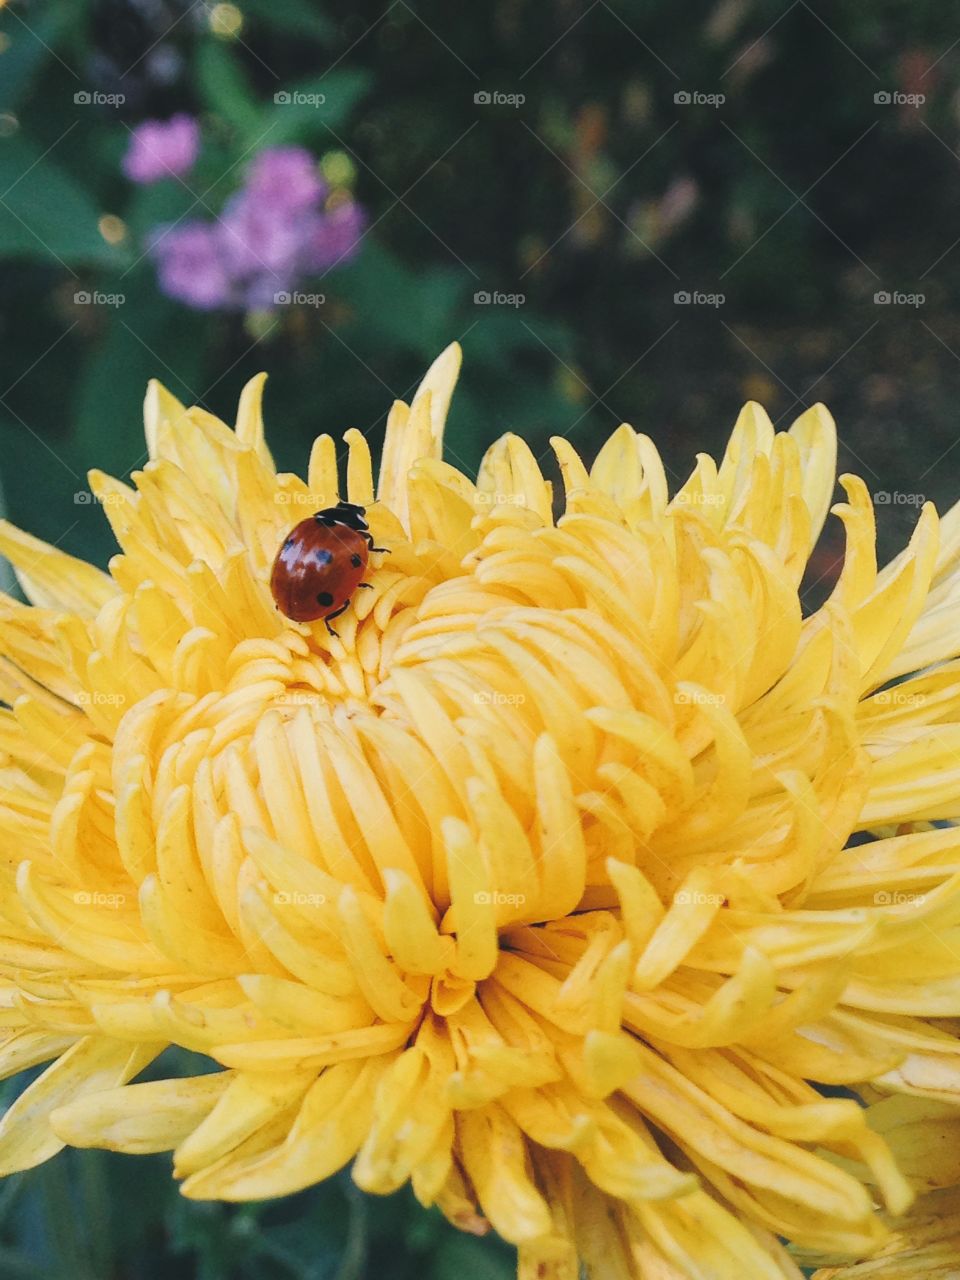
{"left": 351, "top": 553, "right": 362, "bottom": 568}
{"left": 316, "top": 591, "right": 334, "bottom": 607}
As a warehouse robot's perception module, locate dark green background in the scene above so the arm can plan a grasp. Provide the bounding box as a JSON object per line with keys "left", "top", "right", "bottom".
{"left": 1, "top": 0, "right": 958, "bottom": 1274}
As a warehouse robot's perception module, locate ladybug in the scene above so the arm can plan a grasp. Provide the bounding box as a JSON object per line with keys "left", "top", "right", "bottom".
{"left": 270, "top": 501, "right": 387, "bottom": 633}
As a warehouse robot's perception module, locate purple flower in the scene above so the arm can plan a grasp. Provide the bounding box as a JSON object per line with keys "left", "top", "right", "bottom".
{"left": 306, "top": 199, "right": 366, "bottom": 272}
{"left": 145, "top": 143, "right": 366, "bottom": 312}
{"left": 218, "top": 187, "right": 307, "bottom": 280}
{"left": 244, "top": 147, "right": 327, "bottom": 212}
{"left": 150, "top": 221, "right": 233, "bottom": 310}
{"left": 123, "top": 114, "right": 200, "bottom": 184}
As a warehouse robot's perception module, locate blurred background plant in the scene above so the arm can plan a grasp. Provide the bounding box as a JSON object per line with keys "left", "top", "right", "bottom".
{"left": 2, "top": 0, "right": 960, "bottom": 1274}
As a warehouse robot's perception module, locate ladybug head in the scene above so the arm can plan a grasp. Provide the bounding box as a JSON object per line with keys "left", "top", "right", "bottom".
{"left": 315, "top": 500, "right": 369, "bottom": 532}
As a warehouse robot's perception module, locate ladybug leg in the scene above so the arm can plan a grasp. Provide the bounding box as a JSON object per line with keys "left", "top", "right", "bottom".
{"left": 362, "top": 532, "right": 390, "bottom": 554}
{"left": 323, "top": 600, "right": 351, "bottom": 637}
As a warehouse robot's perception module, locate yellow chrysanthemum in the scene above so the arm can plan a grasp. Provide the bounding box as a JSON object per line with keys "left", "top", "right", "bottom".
{"left": 811, "top": 1188, "right": 960, "bottom": 1278}
{"left": 2, "top": 343, "right": 960, "bottom": 1278}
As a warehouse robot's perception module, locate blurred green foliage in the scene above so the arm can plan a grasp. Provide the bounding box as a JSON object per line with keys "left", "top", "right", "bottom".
{"left": 0, "top": 1149, "right": 517, "bottom": 1280}
{"left": 0, "top": 1048, "right": 518, "bottom": 1278}
{"left": 1, "top": 0, "right": 960, "bottom": 1273}
{"left": 2, "top": 0, "right": 960, "bottom": 575}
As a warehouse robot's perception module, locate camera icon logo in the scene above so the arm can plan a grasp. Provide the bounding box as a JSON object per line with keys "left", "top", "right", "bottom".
{"left": 74, "top": 91, "right": 91, "bottom": 105}
{"left": 674, "top": 290, "right": 691, "bottom": 304}
{"left": 73, "top": 291, "right": 91, "bottom": 305}
{"left": 274, "top": 90, "right": 292, "bottom": 105}
{"left": 274, "top": 291, "right": 292, "bottom": 305}
{"left": 474, "top": 91, "right": 492, "bottom": 105}
{"left": 474, "top": 290, "right": 491, "bottom": 304}
{"left": 874, "top": 291, "right": 891, "bottom": 304}
{"left": 674, "top": 90, "right": 691, "bottom": 105}
{"left": 874, "top": 91, "right": 892, "bottom": 105}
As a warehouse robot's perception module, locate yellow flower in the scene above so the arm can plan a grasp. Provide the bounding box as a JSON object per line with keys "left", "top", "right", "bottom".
{"left": 1, "top": 342, "right": 960, "bottom": 1278}
{"left": 811, "top": 1189, "right": 960, "bottom": 1278}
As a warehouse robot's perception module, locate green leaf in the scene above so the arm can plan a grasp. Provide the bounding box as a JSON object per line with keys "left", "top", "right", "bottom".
{"left": 0, "top": 10, "right": 68, "bottom": 114}
{"left": 196, "top": 40, "right": 262, "bottom": 138}
{"left": 464, "top": 308, "right": 574, "bottom": 365}
{"left": 256, "top": 69, "right": 372, "bottom": 145}
{"left": 75, "top": 1151, "right": 113, "bottom": 1278}
{"left": 73, "top": 268, "right": 212, "bottom": 481}
{"left": 0, "top": 135, "right": 124, "bottom": 267}
{"left": 121, "top": 173, "right": 216, "bottom": 250}
{"left": 0, "top": 1246, "right": 46, "bottom": 1280}
{"left": 238, "top": 0, "right": 335, "bottom": 39}
{"left": 335, "top": 241, "right": 472, "bottom": 362}
{"left": 37, "top": 1156, "right": 99, "bottom": 1280}
{"left": 428, "top": 1233, "right": 516, "bottom": 1280}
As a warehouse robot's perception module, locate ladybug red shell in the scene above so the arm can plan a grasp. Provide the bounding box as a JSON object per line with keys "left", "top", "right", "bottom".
{"left": 270, "top": 501, "right": 385, "bottom": 632}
